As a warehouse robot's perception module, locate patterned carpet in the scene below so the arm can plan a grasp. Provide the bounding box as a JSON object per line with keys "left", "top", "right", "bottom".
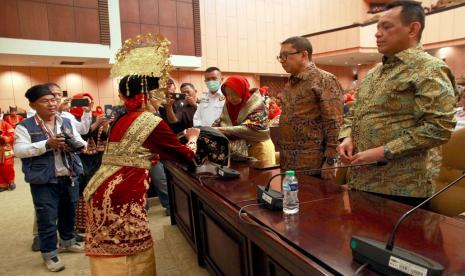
{"left": 0, "top": 159, "right": 208, "bottom": 276}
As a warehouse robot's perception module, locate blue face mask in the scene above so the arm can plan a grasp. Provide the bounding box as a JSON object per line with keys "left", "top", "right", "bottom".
{"left": 206, "top": 80, "right": 221, "bottom": 92}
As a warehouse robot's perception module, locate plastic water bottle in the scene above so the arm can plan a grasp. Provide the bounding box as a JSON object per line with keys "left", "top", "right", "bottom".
{"left": 282, "top": 170, "right": 299, "bottom": 214}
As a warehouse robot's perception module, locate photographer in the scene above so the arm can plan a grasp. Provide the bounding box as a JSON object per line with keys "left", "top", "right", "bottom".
{"left": 14, "top": 84, "right": 86, "bottom": 272}
{"left": 160, "top": 80, "right": 198, "bottom": 134}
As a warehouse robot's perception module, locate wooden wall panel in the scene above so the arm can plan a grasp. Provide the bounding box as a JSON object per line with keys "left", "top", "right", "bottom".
{"left": 18, "top": 0, "right": 49, "bottom": 40}
{"left": 177, "top": 1, "right": 194, "bottom": 28}
{"left": 48, "top": 4, "right": 76, "bottom": 42}
{"left": 177, "top": 28, "right": 195, "bottom": 55}
{"left": 0, "top": 0, "right": 21, "bottom": 38}
{"left": 119, "top": 0, "right": 140, "bottom": 23}
{"left": 119, "top": 0, "right": 198, "bottom": 56}
{"left": 74, "top": 0, "right": 98, "bottom": 9}
{"left": 46, "top": 0, "right": 73, "bottom": 5}
{"left": 0, "top": 68, "right": 15, "bottom": 101}
{"left": 160, "top": 26, "right": 179, "bottom": 53}
{"left": 75, "top": 7, "right": 100, "bottom": 43}
{"left": 140, "top": 0, "right": 159, "bottom": 25}
{"left": 29, "top": 67, "right": 49, "bottom": 86}
{"left": 121, "top": 22, "right": 142, "bottom": 42}
{"left": 1, "top": 0, "right": 106, "bottom": 44}
{"left": 159, "top": 0, "right": 177, "bottom": 27}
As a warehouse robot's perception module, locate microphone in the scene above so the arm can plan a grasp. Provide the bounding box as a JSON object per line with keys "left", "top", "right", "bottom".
{"left": 212, "top": 152, "right": 240, "bottom": 179}
{"left": 256, "top": 160, "right": 388, "bottom": 210}
{"left": 350, "top": 171, "right": 465, "bottom": 275}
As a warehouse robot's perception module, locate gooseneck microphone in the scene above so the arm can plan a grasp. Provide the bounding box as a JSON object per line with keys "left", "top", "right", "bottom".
{"left": 351, "top": 171, "right": 465, "bottom": 276}
{"left": 256, "top": 160, "right": 388, "bottom": 210}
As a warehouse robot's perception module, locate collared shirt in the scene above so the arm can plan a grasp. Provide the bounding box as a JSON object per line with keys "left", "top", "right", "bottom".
{"left": 279, "top": 62, "right": 344, "bottom": 171}
{"left": 27, "top": 108, "right": 91, "bottom": 135}
{"left": 193, "top": 89, "right": 225, "bottom": 127}
{"left": 339, "top": 45, "right": 457, "bottom": 197}
{"left": 14, "top": 115, "right": 87, "bottom": 176}
{"left": 159, "top": 100, "right": 197, "bottom": 134}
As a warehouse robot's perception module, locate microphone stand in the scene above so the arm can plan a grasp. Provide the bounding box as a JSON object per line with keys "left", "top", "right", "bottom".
{"left": 351, "top": 172, "right": 465, "bottom": 276}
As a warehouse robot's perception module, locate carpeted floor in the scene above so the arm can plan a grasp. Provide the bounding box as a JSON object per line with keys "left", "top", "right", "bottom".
{"left": 0, "top": 158, "right": 208, "bottom": 276}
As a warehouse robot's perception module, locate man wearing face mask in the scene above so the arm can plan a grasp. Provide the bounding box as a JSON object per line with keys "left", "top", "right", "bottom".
{"left": 193, "top": 67, "right": 225, "bottom": 127}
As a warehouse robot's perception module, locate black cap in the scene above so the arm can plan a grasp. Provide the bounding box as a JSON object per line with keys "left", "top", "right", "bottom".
{"left": 25, "top": 84, "right": 54, "bottom": 102}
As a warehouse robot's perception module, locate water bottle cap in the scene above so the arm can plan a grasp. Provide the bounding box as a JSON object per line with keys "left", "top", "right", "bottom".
{"left": 285, "top": 170, "right": 295, "bottom": 176}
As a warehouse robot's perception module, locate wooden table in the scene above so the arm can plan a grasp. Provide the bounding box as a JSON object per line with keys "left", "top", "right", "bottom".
{"left": 165, "top": 161, "right": 465, "bottom": 275}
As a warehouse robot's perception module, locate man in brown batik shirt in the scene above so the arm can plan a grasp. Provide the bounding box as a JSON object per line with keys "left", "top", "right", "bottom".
{"left": 278, "top": 36, "right": 343, "bottom": 179}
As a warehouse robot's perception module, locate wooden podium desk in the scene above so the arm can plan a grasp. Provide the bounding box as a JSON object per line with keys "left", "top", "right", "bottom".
{"left": 165, "top": 161, "right": 465, "bottom": 276}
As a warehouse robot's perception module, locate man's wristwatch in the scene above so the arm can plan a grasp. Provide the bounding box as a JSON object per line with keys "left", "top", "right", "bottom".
{"left": 383, "top": 146, "right": 394, "bottom": 160}
{"left": 325, "top": 157, "right": 337, "bottom": 166}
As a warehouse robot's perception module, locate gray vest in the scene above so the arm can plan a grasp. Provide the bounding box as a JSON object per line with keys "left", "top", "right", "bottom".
{"left": 18, "top": 117, "right": 83, "bottom": 184}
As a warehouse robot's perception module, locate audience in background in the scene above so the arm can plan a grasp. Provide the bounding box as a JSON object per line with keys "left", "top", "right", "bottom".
{"left": 193, "top": 67, "right": 225, "bottom": 127}
{"left": 213, "top": 75, "right": 276, "bottom": 165}
{"left": 4, "top": 106, "right": 24, "bottom": 128}
{"left": 0, "top": 115, "right": 15, "bottom": 192}
{"left": 160, "top": 80, "right": 198, "bottom": 134}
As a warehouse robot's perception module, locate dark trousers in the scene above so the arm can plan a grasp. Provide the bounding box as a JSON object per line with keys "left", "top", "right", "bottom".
{"left": 150, "top": 162, "right": 170, "bottom": 211}
{"left": 30, "top": 177, "right": 79, "bottom": 257}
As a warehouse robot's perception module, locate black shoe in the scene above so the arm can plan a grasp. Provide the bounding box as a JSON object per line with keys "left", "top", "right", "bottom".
{"left": 75, "top": 234, "right": 85, "bottom": 243}
{"left": 165, "top": 208, "right": 171, "bottom": 216}
{"left": 32, "top": 236, "right": 40, "bottom": 252}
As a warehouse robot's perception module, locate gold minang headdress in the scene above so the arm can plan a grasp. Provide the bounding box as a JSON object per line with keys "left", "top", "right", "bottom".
{"left": 111, "top": 33, "right": 172, "bottom": 102}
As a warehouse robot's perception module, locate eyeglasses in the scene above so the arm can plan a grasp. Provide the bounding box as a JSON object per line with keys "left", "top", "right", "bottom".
{"left": 276, "top": 51, "right": 301, "bottom": 62}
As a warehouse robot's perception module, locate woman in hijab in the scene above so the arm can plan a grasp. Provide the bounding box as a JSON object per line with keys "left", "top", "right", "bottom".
{"left": 213, "top": 76, "right": 276, "bottom": 165}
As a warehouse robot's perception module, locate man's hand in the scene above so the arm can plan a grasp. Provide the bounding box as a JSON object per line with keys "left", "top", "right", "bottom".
{"left": 186, "top": 96, "right": 197, "bottom": 107}
{"left": 83, "top": 101, "right": 94, "bottom": 113}
{"left": 336, "top": 138, "right": 354, "bottom": 163}
{"left": 350, "top": 146, "right": 385, "bottom": 165}
{"left": 166, "top": 98, "right": 175, "bottom": 108}
{"left": 58, "top": 98, "right": 71, "bottom": 112}
{"left": 46, "top": 137, "right": 66, "bottom": 150}
{"left": 321, "top": 162, "right": 336, "bottom": 180}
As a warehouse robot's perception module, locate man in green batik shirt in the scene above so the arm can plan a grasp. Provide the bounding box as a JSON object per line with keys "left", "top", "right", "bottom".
{"left": 337, "top": 0, "right": 457, "bottom": 206}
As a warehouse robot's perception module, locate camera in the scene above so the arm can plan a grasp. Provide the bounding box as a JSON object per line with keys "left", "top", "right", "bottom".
{"left": 57, "top": 131, "right": 85, "bottom": 152}
{"left": 170, "top": 93, "right": 186, "bottom": 101}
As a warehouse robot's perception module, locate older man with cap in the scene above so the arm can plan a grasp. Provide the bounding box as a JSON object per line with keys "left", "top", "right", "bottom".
{"left": 14, "top": 84, "right": 86, "bottom": 272}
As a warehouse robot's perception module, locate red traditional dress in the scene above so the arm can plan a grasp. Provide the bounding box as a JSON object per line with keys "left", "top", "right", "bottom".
{"left": 4, "top": 114, "right": 24, "bottom": 128}
{"left": 0, "top": 120, "right": 15, "bottom": 190}
{"left": 83, "top": 111, "right": 195, "bottom": 275}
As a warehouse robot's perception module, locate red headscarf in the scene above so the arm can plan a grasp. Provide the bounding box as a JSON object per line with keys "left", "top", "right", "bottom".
{"left": 93, "top": 106, "right": 105, "bottom": 117}
{"left": 69, "top": 93, "right": 94, "bottom": 118}
{"left": 268, "top": 100, "right": 281, "bottom": 120}
{"left": 259, "top": 86, "right": 269, "bottom": 96}
{"left": 222, "top": 76, "right": 251, "bottom": 125}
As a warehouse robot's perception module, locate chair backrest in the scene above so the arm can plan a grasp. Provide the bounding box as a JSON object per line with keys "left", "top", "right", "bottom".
{"left": 441, "top": 127, "right": 465, "bottom": 170}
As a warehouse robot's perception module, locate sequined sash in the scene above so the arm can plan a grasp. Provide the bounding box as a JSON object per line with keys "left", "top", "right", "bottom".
{"left": 84, "top": 112, "right": 161, "bottom": 201}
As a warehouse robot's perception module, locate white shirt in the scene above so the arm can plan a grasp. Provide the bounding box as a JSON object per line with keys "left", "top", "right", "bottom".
{"left": 27, "top": 108, "right": 91, "bottom": 135}
{"left": 454, "top": 107, "right": 465, "bottom": 130}
{"left": 193, "top": 90, "right": 226, "bottom": 127}
{"left": 14, "top": 115, "right": 87, "bottom": 177}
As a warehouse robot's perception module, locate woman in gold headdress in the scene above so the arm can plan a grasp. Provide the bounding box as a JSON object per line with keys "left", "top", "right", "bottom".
{"left": 83, "top": 35, "right": 199, "bottom": 276}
